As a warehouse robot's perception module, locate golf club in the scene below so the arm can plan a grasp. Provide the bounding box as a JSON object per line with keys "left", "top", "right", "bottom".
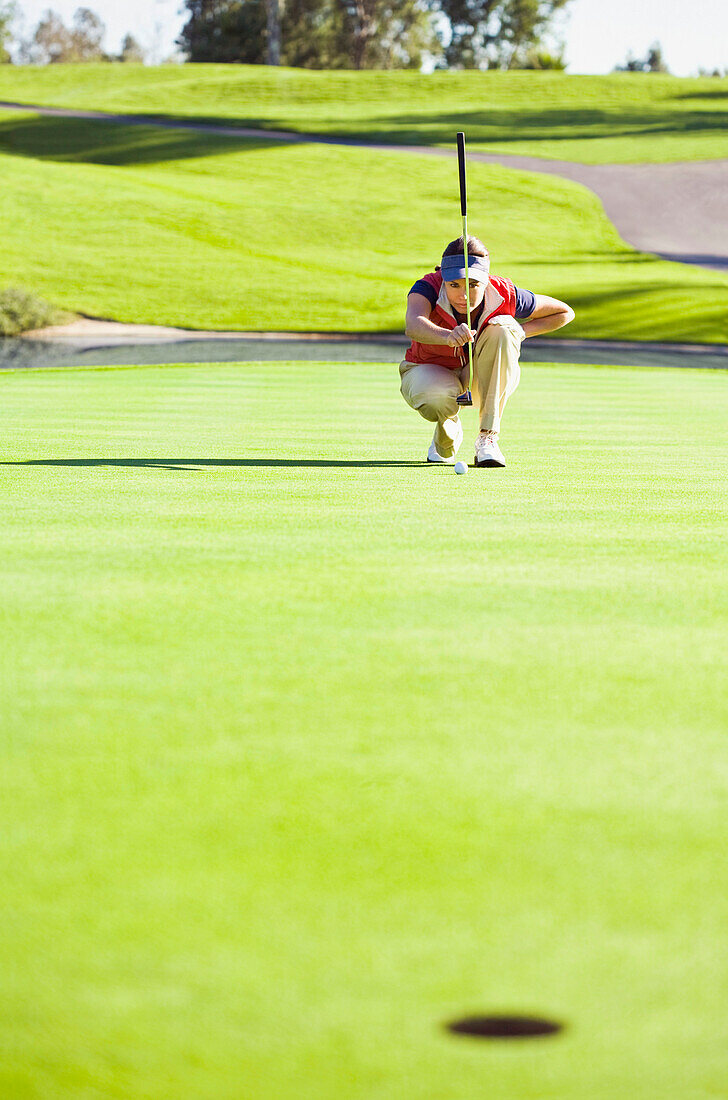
{"left": 455, "top": 131, "right": 473, "bottom": 407}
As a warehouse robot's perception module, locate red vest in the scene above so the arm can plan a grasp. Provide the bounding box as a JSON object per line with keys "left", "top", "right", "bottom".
{"left": 405, "top": 270, "right": 518, "bottom": 371}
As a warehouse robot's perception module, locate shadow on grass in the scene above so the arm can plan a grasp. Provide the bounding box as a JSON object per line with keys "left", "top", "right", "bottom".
{"left": 1, "top": 102, "right": 727, "bottom": 166}
{"left": 368, "top": 107, "right": 728, "bottom": 147}
{"left": 657, "top": 252, "right": 728, "bottom": 270}
{"left": 1, "top": 458, "right": 428, "bottom": 469}
{"left": 671, "top": 89, "right": 728, "bottom": 101}
{"left": 0, "top": 115, "right": 295, "bottom": 166}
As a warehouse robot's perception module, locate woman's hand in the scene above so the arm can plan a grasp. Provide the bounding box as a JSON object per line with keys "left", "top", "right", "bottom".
{"left": 405, "top": 295, "right": 476, "bottom": 347}
{"left": 446, "top": 323, "right": 475, "bottom": 348}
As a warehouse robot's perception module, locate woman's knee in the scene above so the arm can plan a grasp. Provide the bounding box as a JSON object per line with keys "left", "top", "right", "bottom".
{"left": 481, "top": 316, "right": 525, "bottom": 343}
{"left": 412, "top": 389, "right": 459, "bottom": 421}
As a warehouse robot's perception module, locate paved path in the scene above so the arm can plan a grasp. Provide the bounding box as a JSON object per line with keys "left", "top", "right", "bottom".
{"left": 469, "top": 154, "right": 728, "bottom": 272}
{"left": 2, "top": 100, "right": 728, "bottom": 272}
{"left": 2, "top": 321, "right": 726, "bottom": 371}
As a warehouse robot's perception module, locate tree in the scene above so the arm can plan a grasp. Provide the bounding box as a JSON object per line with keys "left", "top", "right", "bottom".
{"left": 337, "top": 0, "right": 437, "bottom": 69}
{"left": 437, "top": 0, "right": 572, "bottom": 70}
{"left": 25, "top": 6, "right": 107, "bottom": 63}
{"left": 266, "top": 0, "right": 280, "bottom": 63}
{"left": 178, "top": 0, "right": 267, "bottom": 63}
{"left": 285, "top": 0, "right": 436, "bottom": 69}
{"left": 277, "top": 0, "right": 345, "bottom": 67}
{"left": 31, "top": 9, "right": 74, "bottom": 63}
{"left": 119, "top": 32, "right": 145, "bottom": 62}
{"left": 520, "top": 47, "right": 565, "bottom": 69}
{"left": 69, "top": 6, "right": 105, "bottom": 60}
{"left": 615, "top": 40, "right": 669, "bottom": 73}
{"left": 0, "top": 0, "right": 17, "bottom": 63}
{"left": 644, "top": 41, "right": 668, "bottom": 72}
{"left": 178, "top": 0, "right": 437, "bottom": 68}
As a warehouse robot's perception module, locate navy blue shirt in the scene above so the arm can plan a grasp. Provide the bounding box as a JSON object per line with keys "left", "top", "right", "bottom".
{"left": 410, "top": 278, "right": 536, "bottom": 323}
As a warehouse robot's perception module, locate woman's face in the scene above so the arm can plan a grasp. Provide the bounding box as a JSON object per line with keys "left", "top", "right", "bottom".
{"left": 445, "top": 278, "right": 487, "bottom": 314}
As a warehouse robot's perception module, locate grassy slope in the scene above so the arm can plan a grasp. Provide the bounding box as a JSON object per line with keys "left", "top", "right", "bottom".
{"left": 0, "top": 65, "right": 727, "bottom": 163}
{"left": 1, "top": 361, "right": 726, "bottom": 1098}
{"left": 0, "top": 110, "right": 726, "bottom": 341}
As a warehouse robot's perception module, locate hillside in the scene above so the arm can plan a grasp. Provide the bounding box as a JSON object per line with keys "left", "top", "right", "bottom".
{"left": 0, "top": 65, "right": 727, "bottom": 163}
{"left": 1, "top": 108, "right": 726, "bottom": 340}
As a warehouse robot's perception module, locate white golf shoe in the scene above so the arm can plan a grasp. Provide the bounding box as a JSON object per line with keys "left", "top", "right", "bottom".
{"left": 426, "top": 418, "right": 463, "bottom": 464}
{"left": 474, "top": 432, "right": 506, "bottom": 468}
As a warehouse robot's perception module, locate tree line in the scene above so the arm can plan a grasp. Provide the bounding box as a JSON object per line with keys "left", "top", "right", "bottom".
{"left": 0, "top": 4, "right": 145, "bottom": 64}
{"left": 3, "top": 0, "right": 714, "bottom": 73}
{"left": 1, "top": 0, "right": 572, "bottom": 70}
{"left": 177, "top": 0, "right": 572, "bottom": 70}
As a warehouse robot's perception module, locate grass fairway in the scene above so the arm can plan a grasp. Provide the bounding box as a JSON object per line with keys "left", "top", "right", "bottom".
{"left": 0, "top": 65, "right": 727, "bottom": 163}
{"left": 1, "top": 360, "right": 726, "bottom": 1099}
{"left": 1, "top": 112, "right": 727, "bottom": 341}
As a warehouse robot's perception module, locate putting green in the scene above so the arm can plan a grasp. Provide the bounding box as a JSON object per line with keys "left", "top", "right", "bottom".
{"left": 1, "top": 361, "right": 726, "bottom": 1099}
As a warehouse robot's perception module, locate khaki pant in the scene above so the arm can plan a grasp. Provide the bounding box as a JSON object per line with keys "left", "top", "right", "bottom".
{"left": 399, "top": 315, "right": 524, "bottom": 456}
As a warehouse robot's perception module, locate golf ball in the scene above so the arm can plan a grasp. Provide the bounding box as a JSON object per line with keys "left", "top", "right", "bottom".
{"left": 454, "top": 461, "right": 468, "bottom": 475}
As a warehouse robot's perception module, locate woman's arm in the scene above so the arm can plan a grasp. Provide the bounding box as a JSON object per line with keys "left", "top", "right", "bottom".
{"left": 521, "top": 294, "right": 575, "bottom": 339}
{"left": 405, "top": 292, "right": 473, "bottom": 347}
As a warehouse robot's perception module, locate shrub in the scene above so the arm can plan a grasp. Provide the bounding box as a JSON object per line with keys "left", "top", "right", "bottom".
{"left": 0, "top": 287, "right": 72, "bottom": 336}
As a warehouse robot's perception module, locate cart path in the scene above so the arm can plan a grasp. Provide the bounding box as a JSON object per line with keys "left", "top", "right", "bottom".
{"left": 2, "top": 319, "right": 726, "bottom": 371}
{"left": 1, "top": 100, "right": 728, "bottom": 273}
{"left": 469, "top": 154, "right": 728, "bottom": 272}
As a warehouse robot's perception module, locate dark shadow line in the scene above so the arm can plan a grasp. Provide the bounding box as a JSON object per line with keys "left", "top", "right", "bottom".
{"left": 656, "top": 251, "right": 728, "bottom": 270}
{"left": 0, "top": 458, "right": 429, "bottom": 469}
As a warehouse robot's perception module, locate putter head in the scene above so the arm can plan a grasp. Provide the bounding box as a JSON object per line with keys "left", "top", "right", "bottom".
{"left": 456, "top": 390, "right": 473, "bottom": 407}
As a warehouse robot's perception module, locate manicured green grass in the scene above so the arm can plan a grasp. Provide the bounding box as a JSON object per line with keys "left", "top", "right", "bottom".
{"left": 1, "top": 360, "right": 726, "bottom": 1099}
{"left": 0, "top": 64, "right": 727, "bottom": 163}
{"left": 1, "top": 112, "right": 726, "bottom": 341}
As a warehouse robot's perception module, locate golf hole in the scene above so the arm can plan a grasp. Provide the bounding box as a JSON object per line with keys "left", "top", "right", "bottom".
{"left": 446, "top": 1014, "right": 564, "bottom": 1039}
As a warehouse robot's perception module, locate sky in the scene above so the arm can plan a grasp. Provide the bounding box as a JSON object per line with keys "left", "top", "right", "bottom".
{"left": 10, "top": 0, "right": 728, "bottom": 76}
